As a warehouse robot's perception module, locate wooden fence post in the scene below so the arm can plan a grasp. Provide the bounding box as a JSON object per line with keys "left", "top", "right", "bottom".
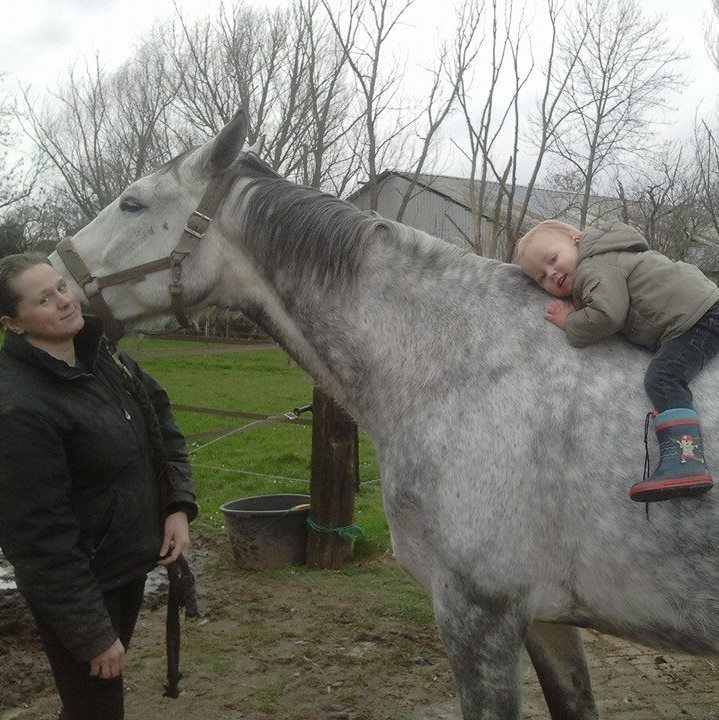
{"left": 306, "top": 384, "right": 359, "bottom": 568}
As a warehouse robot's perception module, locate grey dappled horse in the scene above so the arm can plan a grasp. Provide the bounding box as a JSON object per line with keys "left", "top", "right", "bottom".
{"left": 50, "top": 110, "right": 719, "bottom": 720}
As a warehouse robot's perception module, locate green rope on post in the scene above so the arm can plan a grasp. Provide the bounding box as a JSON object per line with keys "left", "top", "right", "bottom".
{"left": 307, "top": 516, "right": 365, "bottom": 542}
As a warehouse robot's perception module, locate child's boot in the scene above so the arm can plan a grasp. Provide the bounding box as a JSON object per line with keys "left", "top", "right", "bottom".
{"left": 629, "top": 408, "right": 713, "bottom": 502}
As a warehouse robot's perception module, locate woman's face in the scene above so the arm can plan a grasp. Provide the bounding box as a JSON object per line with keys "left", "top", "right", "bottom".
{"left": 2, "top": 263, "right": 84, "bottom": 344}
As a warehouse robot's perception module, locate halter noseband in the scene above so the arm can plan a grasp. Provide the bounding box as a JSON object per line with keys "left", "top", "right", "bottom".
{"left": 56, "top": 168, "right": 237, "bottom": 344}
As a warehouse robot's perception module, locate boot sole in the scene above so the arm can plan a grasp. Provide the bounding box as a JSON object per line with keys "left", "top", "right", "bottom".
{"left": 629, "top": 475, "right": 714, "bottom": 503}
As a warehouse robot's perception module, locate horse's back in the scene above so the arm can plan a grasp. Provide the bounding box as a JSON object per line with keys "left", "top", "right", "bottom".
{"left": 380, "top": 261, "right": 719, "bottom": 651}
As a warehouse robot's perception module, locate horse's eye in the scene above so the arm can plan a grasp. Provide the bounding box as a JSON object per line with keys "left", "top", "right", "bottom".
{"left": 119, "top": 197, "right": 146, "bottom": 213}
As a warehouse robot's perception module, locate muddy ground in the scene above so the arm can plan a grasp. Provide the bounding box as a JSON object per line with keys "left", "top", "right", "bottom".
{"left": 2, "top": 529, "right": 719, "bottom": 720}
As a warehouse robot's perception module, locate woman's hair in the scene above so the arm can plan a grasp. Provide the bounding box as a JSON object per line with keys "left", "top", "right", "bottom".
{"left": 0, "top": 252, "right": 51, "bottom": 318}
{"left": 515, "top": 220, "right": 581, "bottom": 261}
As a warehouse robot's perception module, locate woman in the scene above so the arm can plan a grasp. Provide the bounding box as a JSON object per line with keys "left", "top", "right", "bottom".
{"left": 0, "top": 252, "right": 197, "bottom": 720}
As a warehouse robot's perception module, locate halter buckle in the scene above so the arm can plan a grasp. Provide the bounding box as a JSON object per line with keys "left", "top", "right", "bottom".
{"left": 183, "top": 225, "right": 204, "bottom": 240}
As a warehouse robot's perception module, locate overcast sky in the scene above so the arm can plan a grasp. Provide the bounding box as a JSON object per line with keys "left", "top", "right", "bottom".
{"left": 2, "top": 0, "right": 718, "bottom": 181}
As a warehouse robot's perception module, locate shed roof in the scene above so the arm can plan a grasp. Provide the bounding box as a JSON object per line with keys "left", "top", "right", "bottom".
{"left": 349, "top": 170, "right": 622, "bottom": 227}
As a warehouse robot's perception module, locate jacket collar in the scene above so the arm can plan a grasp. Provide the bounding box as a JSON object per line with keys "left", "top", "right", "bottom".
{"left": 2, "top": 314, "right": 106, "bottom": 379}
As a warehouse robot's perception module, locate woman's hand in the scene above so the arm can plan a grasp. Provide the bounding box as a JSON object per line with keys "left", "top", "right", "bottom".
{"left": 544, "top": 299, "right": 575, "bottom": 330}
{"left": 157, "top": 511, "right": 191, "bottom": 566}
{"left": 89, "top": 638, "right": 125, "bottom": 679}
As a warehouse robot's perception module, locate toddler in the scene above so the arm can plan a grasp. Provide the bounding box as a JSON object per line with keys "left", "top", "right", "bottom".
{"left": 516, "top": 220, "right": 719, "bottom": 502}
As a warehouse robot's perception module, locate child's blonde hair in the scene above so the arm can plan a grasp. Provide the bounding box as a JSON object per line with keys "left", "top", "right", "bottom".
{"left": 515, "top": 220, "right": 581, "bottom": 261}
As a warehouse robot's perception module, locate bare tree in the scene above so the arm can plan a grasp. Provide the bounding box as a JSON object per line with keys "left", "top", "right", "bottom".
{"left": 294, "top": 0, "right": 361, "bottom": 193}
{"left": 165, "top": 0, "right": 327, "bottom": 174}
{"left": 613, "top": 144, "right": 702, "bottom": 257}
{"left": 698, "top": 0, "right": 719, "bottom": 245}
{"left": 694, "top": 119, "right": 719, "bottom": 239}
{"left": 509, "top": 0, "right": 593, "bottom": 253}
{"left": 219, "top": 3, "right": 311, "bottom": 172}
{"left": 706, "top": 0, "right": 719, "bottom": 72}
{"left": 20, "top": 44, "right": 179, "bottom": 225}
{"left": 164, "top": 3, "right": 275, "bottom": 143}
{"left": 609, "top": 0, "right": 719, "bottom": 273}
{"left": 21, "top": 58, "right": 113, "bottom": 222}
{"left": 166, "top": 1, "right": 359, "bottom": 191}
{"left": 453, "top": 0, "right": 588, "bottom": 260}
{"left": 0, "top": 74, "right": 38, "bottom": 216}
{"left": 392, "top": 1, "right": 483, "bottom": 224}
{"left": 321, "top": 0, "right": 417, "bottom": 211}
{"left": 17, "top": 0, "right": 370, "bottom": 236}
{"left": 106, "top": 41, "right": 182, "bottom": 180}
{"left": 454, "top": 0, "right": 511, "bottom": 257}
{"left": 550, "top": 0, "right": 685, "bottom": 229}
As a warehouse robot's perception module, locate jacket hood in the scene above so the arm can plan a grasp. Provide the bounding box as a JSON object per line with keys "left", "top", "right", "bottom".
{"left": 578, "top": 222, "right": 650, "bottom": 262}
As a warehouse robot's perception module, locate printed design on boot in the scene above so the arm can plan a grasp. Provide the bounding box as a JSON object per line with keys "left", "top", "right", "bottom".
{"left": 675, "top": 434, "right": 704, "bottom": 464}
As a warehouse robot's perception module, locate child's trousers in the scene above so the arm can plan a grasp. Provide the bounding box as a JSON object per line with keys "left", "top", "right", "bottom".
{"left": 645, "top": 300, "right": 719, "bottom": 412}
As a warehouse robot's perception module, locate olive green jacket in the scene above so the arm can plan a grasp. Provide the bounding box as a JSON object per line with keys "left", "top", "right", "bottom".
{"left": 565, "top": 222, "right": 719, "bottom": 351}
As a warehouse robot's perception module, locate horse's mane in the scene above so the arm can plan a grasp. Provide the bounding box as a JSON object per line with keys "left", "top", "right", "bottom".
{"left": 230, "top": 153, "right": 404, "bottom": 288}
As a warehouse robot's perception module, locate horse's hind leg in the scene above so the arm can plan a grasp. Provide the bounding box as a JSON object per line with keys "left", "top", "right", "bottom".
{"left": 525, "top": 622, "right": 598, "bottom": 720}
{"left": 433, "top": 581, "right": 527, "bottom": 720}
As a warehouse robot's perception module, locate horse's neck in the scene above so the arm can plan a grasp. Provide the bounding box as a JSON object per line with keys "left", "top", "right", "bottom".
{"left": 236, "top": 220, "right": 511, "bottom": 430}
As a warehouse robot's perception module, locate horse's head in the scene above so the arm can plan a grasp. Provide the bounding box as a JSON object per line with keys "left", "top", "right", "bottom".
{"left": 49, "top": 110, "right": 249, "bottom": 340}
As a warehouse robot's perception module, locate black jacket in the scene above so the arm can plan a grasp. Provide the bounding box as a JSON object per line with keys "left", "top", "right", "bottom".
{"left": 0, "top": 316, "right": 197, "bottom": 662}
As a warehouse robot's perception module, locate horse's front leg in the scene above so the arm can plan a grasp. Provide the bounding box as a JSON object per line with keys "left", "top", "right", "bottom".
{"left": 525, "top": 621, "right": 598, "bottom": 720}
{"left": 433, "top": 577, "right": 528, "bottom": 720}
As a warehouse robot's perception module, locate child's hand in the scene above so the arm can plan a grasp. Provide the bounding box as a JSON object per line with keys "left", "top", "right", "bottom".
{"left": 544, "top": 299, "right": 575, "bottom": 330}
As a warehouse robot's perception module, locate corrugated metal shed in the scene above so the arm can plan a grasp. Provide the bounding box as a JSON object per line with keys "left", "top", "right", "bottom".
{"left": 349, "top": 173, "right": 487, "bottom": 251}
{"left": 347, "top": 171, "right": 719, "bottom": 276}
{"left": 347, "top": 171, "right": 622, "bottom": 255}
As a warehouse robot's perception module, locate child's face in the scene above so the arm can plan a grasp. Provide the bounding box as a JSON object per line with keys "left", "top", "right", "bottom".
{"left": 519, "top": 231, "right": 580, "bottom": 297}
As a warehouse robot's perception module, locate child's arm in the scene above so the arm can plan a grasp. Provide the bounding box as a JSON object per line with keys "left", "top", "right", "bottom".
{"left": 563, "top": 268, "right": 629, "bottom": 346}
{"left": 545, "top": 299, "right": 575, "bottom": 329}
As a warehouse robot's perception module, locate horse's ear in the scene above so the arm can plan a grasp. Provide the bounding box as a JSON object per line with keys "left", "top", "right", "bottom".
{"left": 208, "top": 109, "right": 247, "bottom": 174}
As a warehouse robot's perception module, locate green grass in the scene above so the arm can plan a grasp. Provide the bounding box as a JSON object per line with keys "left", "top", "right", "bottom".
{"left": 119, "top": 336, "right": 389, "bottom": 558}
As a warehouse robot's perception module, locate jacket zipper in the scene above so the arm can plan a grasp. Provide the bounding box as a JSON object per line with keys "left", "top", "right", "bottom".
{"left": 84, "top": 371, "right": 133, "bottom": 422}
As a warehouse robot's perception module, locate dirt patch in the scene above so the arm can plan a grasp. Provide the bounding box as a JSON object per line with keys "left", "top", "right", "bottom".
{"left": 0, "top": 531, "right": 456, "bottom": 720}
{"left": 2, "top": 530, "right": 719, "bottom": 720}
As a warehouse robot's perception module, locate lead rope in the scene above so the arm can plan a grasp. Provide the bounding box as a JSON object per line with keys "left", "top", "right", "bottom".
{"left": 642, "top": 411, "right": 655, "bottom": 521}
{"left": 108, "top": 345, "right": 198, "bottom": 698}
